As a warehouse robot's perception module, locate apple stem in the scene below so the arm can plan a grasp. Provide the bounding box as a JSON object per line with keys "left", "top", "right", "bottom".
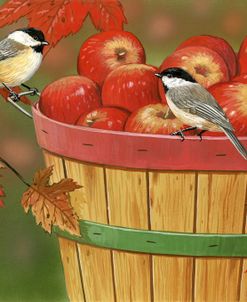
{"left": 117, "top": 50, "right": 126, "bottom": 60}
{"left": 86, "top": 119, "right": 95, "bottom": 126}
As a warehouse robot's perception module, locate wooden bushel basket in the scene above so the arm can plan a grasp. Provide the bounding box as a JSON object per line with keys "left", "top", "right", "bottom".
{"left": 33, "top": 104, "right": 247, "bottom": 302}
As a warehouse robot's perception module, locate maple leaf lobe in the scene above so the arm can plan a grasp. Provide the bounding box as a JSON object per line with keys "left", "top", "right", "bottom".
{"left": 21, "top": 166, "right": 81, "bottom": 236}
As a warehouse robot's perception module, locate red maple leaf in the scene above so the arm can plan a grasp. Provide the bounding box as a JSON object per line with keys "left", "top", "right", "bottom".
{"left": 87, "top": 0, "right": 127, "bottom": 31}
{"left": 0, "top": 0, "right": 127, "bottom": 52}
{"left": 0, "top": 0, "right": 31, "bottom": 27}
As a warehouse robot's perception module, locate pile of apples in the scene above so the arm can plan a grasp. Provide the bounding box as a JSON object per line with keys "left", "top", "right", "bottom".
{"left": 39, "top": 30, "right": 247, "bottom": 136}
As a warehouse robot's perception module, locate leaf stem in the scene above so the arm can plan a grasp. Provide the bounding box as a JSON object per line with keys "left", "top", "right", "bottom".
{"left": 0, "top": 156, "right": 31, "bottom": 187}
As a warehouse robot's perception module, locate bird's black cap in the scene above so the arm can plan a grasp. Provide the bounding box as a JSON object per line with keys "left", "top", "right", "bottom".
{"left": 155, "top": 67, "right": 197, "bottom": 83}
{"left": 18, "top": 27, "right": 47, "bottom": 43}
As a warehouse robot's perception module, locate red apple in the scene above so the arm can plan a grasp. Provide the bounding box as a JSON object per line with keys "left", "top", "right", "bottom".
{"left": 159, "top": 46, "right": 230, "bottom": 89}
{"left": 208, "top": 81, "right": 247, "bottom": 135}
{"left": 125, "top": 103, "right": 193, "bottom": 134}
{"left": 232, "top": 73, "right": 247, "bottom": 84}
{"left": 238, "top": 36, "right": 247, "bottom": 74}
{"left": 158, "top": 46, "right": 230, "bottom": 103}
{"left": 176, "top": 35, "right": 237, "bottom": 78}
{"left": 76, "top": 107, "right": 129, "bottom": 131}
{"left": 39, "top": 76, "right": 101, "bottom": 124}
{"left": 77, "top": 31, "right": 146, "bottom": 87}
{"left": 102, "top": 63, "right": 161, "bottom": 112}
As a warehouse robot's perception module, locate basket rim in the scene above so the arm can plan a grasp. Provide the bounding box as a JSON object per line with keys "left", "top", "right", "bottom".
{"left": 32, "top": 103, "right": 247, "bottom": 141}
{"left": 32, "top": 103, "right": 247, "bottom": 171}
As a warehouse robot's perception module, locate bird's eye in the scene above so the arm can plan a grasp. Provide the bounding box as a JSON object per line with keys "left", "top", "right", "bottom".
{"left": 33, "top": 36, "right": 39, "bottom": 41}
{"left": 167, "top": 74, "right": 172, "bottom": 78}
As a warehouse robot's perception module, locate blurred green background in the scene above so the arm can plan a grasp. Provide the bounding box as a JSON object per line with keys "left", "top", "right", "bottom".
{"left": 0, "top": 0, "right": 247, "bottom": 301}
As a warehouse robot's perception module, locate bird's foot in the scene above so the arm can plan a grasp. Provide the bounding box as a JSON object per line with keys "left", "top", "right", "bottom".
{"left": 21, "top": 84, "right": 40, "bottom": 96}
{"left": 197, "top": 130, "right": 207, "bottom": 141}
{"left": 9, "top": 91, "right": 20, "bottom": 102}
{"left": 2, "top": 83, "right": 19, "bottom": 102}
{"left": 171, "top": 130, "right": 185, "bottom": 142}
{"left": 170, "top": 126, "right": 197, "bottom": 142}
{"left": 27, "top": 87, "right": 39, "bottom": 96}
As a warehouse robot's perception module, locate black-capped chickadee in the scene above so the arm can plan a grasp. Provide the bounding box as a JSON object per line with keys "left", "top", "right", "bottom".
{"left": 0, "top": 27, "right": 48, "bottom": 101}
{"left": 155, "top": 67, "right": 247, "bottom": 160}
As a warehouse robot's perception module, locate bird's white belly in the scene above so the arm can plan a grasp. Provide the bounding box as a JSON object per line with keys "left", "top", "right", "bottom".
{"left": 0, "top": 49, "right": 42, "bottom": 87}
{"left": 166, "top": 95, "right": 220, "bottom": 131}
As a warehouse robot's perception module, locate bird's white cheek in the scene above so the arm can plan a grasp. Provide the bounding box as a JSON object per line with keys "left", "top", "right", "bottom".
{"left": 162, "top": 76, "right": 169, "bottom": 87}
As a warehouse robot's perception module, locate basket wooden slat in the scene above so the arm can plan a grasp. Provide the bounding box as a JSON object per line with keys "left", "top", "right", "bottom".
{"left": 58, "top": 238, "right": 85, "bottom": 302}
{"left": 240, "top": 223, "right": 247, "bottom": 301}
{"left": 64, "top": 160, "right": 115, "bottom": 301}
{"left": 150, "top": 172, "right": 196, "bottom": 301}
{"left": 105, "top": 168, "right": 151, "bottom": 301}
{"left": 43, "top": 152, "right": 85, "bottom": 302}
{"left": 194, "top": 172, "right": 247, "bottom": 301}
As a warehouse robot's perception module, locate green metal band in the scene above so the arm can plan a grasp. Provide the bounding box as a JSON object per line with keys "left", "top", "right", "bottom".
{"left": 54, "top": 220, "right": 247, "bottom": 257}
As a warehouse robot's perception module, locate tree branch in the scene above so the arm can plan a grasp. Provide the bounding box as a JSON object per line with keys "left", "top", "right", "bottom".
{"left": 7, "top": 97, "right": 33, "bottom": 119}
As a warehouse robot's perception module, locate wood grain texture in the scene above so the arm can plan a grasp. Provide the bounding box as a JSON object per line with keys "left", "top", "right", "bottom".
{"left": 240, "top": 262, "right": 247, "bottom": 302}
{"left": 43, "top": 151, "right": 85, "bottom": 302}
{"left": 195, "top": 172, "right": 247, "bottom": 302}
{"left": 149, "top": 171, "right": 196, "bottom": 302}
{"left": 64, "top": 160, "right": 115, "bottom": 302}
{"left": 105, "top": 168, "right": 151, "bottom": 302}
{"left": 240, "top": 216, "right": 247, "bottom": 302}
{"left": 58, "top": 237, "right": 85, "bottom": 302}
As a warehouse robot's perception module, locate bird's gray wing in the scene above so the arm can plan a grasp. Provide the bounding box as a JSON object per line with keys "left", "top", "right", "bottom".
{"left": 168, "top": 84, "right": 233, "bottom": 131}
{"left": 0, "top": 38, "right": 23, "bottom": 61}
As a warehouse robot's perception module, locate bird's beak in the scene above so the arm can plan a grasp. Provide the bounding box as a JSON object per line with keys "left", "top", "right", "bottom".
{"left": 155, "top": 73, "right": 162, "bottom": 78}
{"left": 42, "top": 41, "right": 49, "bottom": 45}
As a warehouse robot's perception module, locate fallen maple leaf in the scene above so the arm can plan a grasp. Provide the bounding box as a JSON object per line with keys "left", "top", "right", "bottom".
{"left": 22, "top": 166, "right": 81, "bottom": 236}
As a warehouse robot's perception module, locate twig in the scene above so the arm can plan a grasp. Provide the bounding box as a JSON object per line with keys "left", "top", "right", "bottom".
{"left": 0, "top": 156, "right": 31, "bottom": 187}
{"left": 7, "top": 96, "right": 33, "bottom": 119}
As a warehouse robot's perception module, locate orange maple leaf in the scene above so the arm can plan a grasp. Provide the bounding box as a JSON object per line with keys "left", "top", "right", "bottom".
{"left": 22, "top": 166, "right": 81, "bottom": 236}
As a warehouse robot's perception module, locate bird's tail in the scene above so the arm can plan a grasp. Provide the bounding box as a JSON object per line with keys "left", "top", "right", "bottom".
{"left": 222, "top": 128, "right": 247, "bottom": 160}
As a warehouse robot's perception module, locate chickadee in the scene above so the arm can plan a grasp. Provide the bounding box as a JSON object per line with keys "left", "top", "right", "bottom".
{"left": 0, "top": 27, "right": 48, "bottom": 100}
{"left": 155, "top": 67, "right": 247, "bottom": 160}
